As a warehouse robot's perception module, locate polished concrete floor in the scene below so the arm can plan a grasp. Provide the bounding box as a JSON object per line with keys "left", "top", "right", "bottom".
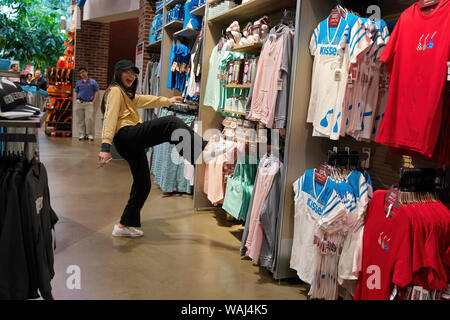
{"left": 39, "top": 133, "right": 308, "bottom": 300}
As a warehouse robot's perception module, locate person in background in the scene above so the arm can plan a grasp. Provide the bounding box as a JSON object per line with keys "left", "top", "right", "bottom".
{"left": 24, "top": 73, "right": 33, "bottom": 85}
{"left": 7, "top": 63, "right": 20, "bottom": 82}
{"left": 31, "top": 70, "right": 47, "bottom": 91}
{"left": 9, "top": 63, "right": 19, "bottom": 72}
{"left": 74, "top": 67, "right": 99, "bottom": 141}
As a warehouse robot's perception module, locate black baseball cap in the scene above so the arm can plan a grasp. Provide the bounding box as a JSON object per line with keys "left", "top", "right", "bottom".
{"left": 0, "top": 78, "right": 39, "bottom": 119}
{"left": 114, "top": 60, "right": 140, "bottom": 74}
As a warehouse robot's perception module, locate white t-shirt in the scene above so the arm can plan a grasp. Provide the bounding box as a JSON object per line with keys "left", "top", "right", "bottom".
{"left": 330, "top": 13, "right": 373, "bottom": 140}
{"left": 307, "top": 18, "right": 350, "bottom": 137}
{"left": 345, "top": 19, "right": 390, "bottom": 139}
{"left": 290, "top": 169, "right": 346, "bottom": 285}
{"left": 338, "top": 171, "right": 373, "bottom": 284}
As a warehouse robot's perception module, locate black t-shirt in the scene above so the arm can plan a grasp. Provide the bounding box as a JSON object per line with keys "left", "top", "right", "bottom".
{"left": 31, "top": 78, "right": 47, "bottom": 91}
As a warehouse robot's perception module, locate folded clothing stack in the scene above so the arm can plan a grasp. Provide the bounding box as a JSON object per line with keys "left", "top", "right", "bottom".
{"left": 209, "top": 1, "right": 238, "bottom": 20}
{"left": 184, "top": 0, "right": 203, "bottom": 30}
{"left": 155, "top": 0, "right": 165, "bottom": 12}
{"left": 167, "top": 4, "right": 184, "bottom": 23}
{"left": 169, "top": 101, "right": 199, "bottom": 115}
{"left": 149, "top": 13, "right": 164, "bottom": 44}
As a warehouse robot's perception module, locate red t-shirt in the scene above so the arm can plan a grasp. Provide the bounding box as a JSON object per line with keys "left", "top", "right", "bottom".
{"left": 428, "top": 200, "right": 450, "bottom": 283}
{"left": 377, "top": 0, "right": 450, "bottom": 158}
{"left": 354, "top": 191, "right": 413, "bottom": 300}
{"left": 408, "top": 202, "right": 447, "bottom": 291}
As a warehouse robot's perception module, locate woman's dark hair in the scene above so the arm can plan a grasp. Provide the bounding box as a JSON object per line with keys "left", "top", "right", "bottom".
{"left": 100, "top": 70, "right": 137, "bottom": 114}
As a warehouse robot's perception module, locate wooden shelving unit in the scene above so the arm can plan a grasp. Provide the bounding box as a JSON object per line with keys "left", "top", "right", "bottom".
{"left": 191, "top": 4, "right": 206, "bottom": 16}
{"left": 164, "top": 20, "right": 184, "bottom": 32}
{"left": 196, "top": 0, "right": 301, "bottom": 282}
{"left": 148, "top": 39, "right": 162, "bottom": 49}
{"left": 208, "top": 0, "right": 296, "bottom": 24}
{"left": 232, "top": 42, "right": 263, "bottom": 54}
{"left": 174, "top": 27, "right": 200, "bottom": 38}
{"left": 222, "top": 110, "right": 246, "bottom": 115}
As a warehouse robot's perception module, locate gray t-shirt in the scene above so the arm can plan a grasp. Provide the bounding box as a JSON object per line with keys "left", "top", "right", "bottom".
{"left": 259, "top": 161, "right": 283, "bottom": 271}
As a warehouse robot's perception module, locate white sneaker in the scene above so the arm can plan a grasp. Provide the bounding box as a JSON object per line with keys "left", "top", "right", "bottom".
{"left": 112, "top": 224, "right": 144, "bottom": 237}
{"left": 88, "top": 135, "right": 94, "bottom": 141}
{"left": 79, "top": 135, "right": 86, "bottom": 141}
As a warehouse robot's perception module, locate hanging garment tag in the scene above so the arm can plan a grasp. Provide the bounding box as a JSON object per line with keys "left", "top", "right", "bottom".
{"left": 384, "top": 186, "right": 400, "bottom": 216}
{"left": 352, "top": 67, "right": 358, "bottom": 81}
{"left": 334, "top": 68, "right": 342, "bottom": 82}
{"left": 321, "top": 240, "right": 328, "bottom": 255}
{"left": 347, "top": 73, "right": 353, "bottom": 87}
{"left": 171, "top": 62, "right": 178, "bottom": 72}
{"left": 315, "top": 164, "right": 329, "bottom": 185}
{"left": 277, "top": 79, "right": 283, "bottom": 91}
{"left": 328, "top": 10, "right": 341, "bottom": 28}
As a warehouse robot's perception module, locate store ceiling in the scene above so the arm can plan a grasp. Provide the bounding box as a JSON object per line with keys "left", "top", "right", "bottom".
{"left": 82, "top": 0, "right": 140, "bottom": 23}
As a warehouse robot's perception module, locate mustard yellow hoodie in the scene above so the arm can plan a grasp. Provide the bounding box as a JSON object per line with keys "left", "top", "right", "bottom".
{"left": 101, "top": 85, "right": 172, "bottom": 150}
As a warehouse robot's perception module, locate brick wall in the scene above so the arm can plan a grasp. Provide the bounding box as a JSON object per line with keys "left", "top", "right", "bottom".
{"left": 138, "top": 0, "right": 158, "bottom": 82}
{"left": 74, "top": 10, "right": 110, "bottom": 90}
{"left": 73, "top": 0, "right": 157, "bottom": 89}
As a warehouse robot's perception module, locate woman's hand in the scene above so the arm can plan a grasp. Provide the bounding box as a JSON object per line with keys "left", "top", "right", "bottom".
{"left": 98, "top": 152, "right": 112, "bottom": 168}
{"left": 169, "top": 96, "right": 184, "bottom": 104}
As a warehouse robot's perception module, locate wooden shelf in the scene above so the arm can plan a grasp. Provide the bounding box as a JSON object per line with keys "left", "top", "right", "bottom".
{"left": 165, "top": 0, "right": 185, "bottom": 8}
{"left": 191, "top": 4, "right": 206, "bottom": 16}
{"left": 222, "top": 110, "right": 246, "bottom": 115}
{"left": 174, "top": 28, "right": 200, "bottom": 38}
{"left": 224, "top": 84, "right": 251, "bottom": 89}
{"left": 208, "top": 0, "right": 295, "bottom": 24}
{"left": 232, "top": 42, "right": 263, "bottom": 53}
{"left": 164, "top": 20, "right": 184, "bottom": 32}
{"left": 147, "top": 39, "right": 162, "bottom": 49}
{"left": 155, "top": 27, "right": 163, "bottom": 33}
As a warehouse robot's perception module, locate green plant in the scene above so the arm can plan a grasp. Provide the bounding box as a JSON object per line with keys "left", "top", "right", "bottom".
{"left": 0, "top": 0, "right": 71, "bottom": 70}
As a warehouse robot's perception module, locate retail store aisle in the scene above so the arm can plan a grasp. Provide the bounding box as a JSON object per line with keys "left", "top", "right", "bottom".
{"left": 39, "top": 133, "right": 308, "bottom": 300}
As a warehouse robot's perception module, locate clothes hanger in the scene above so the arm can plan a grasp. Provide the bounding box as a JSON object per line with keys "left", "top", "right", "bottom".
{"left": 419, "top": 0, "right": 440, "bottom": 15}
{"left": 419, "top": 0, "right": 440, "bottom": 10}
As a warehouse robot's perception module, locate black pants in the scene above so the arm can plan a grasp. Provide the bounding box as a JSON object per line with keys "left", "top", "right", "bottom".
{"left": 113, "top": 116, "right": 207, "bottom": 227}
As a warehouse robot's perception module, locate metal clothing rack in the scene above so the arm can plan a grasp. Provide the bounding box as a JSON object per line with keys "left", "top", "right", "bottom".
{"left": 0, "top": 114, "right": 43, "bottom": 158}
